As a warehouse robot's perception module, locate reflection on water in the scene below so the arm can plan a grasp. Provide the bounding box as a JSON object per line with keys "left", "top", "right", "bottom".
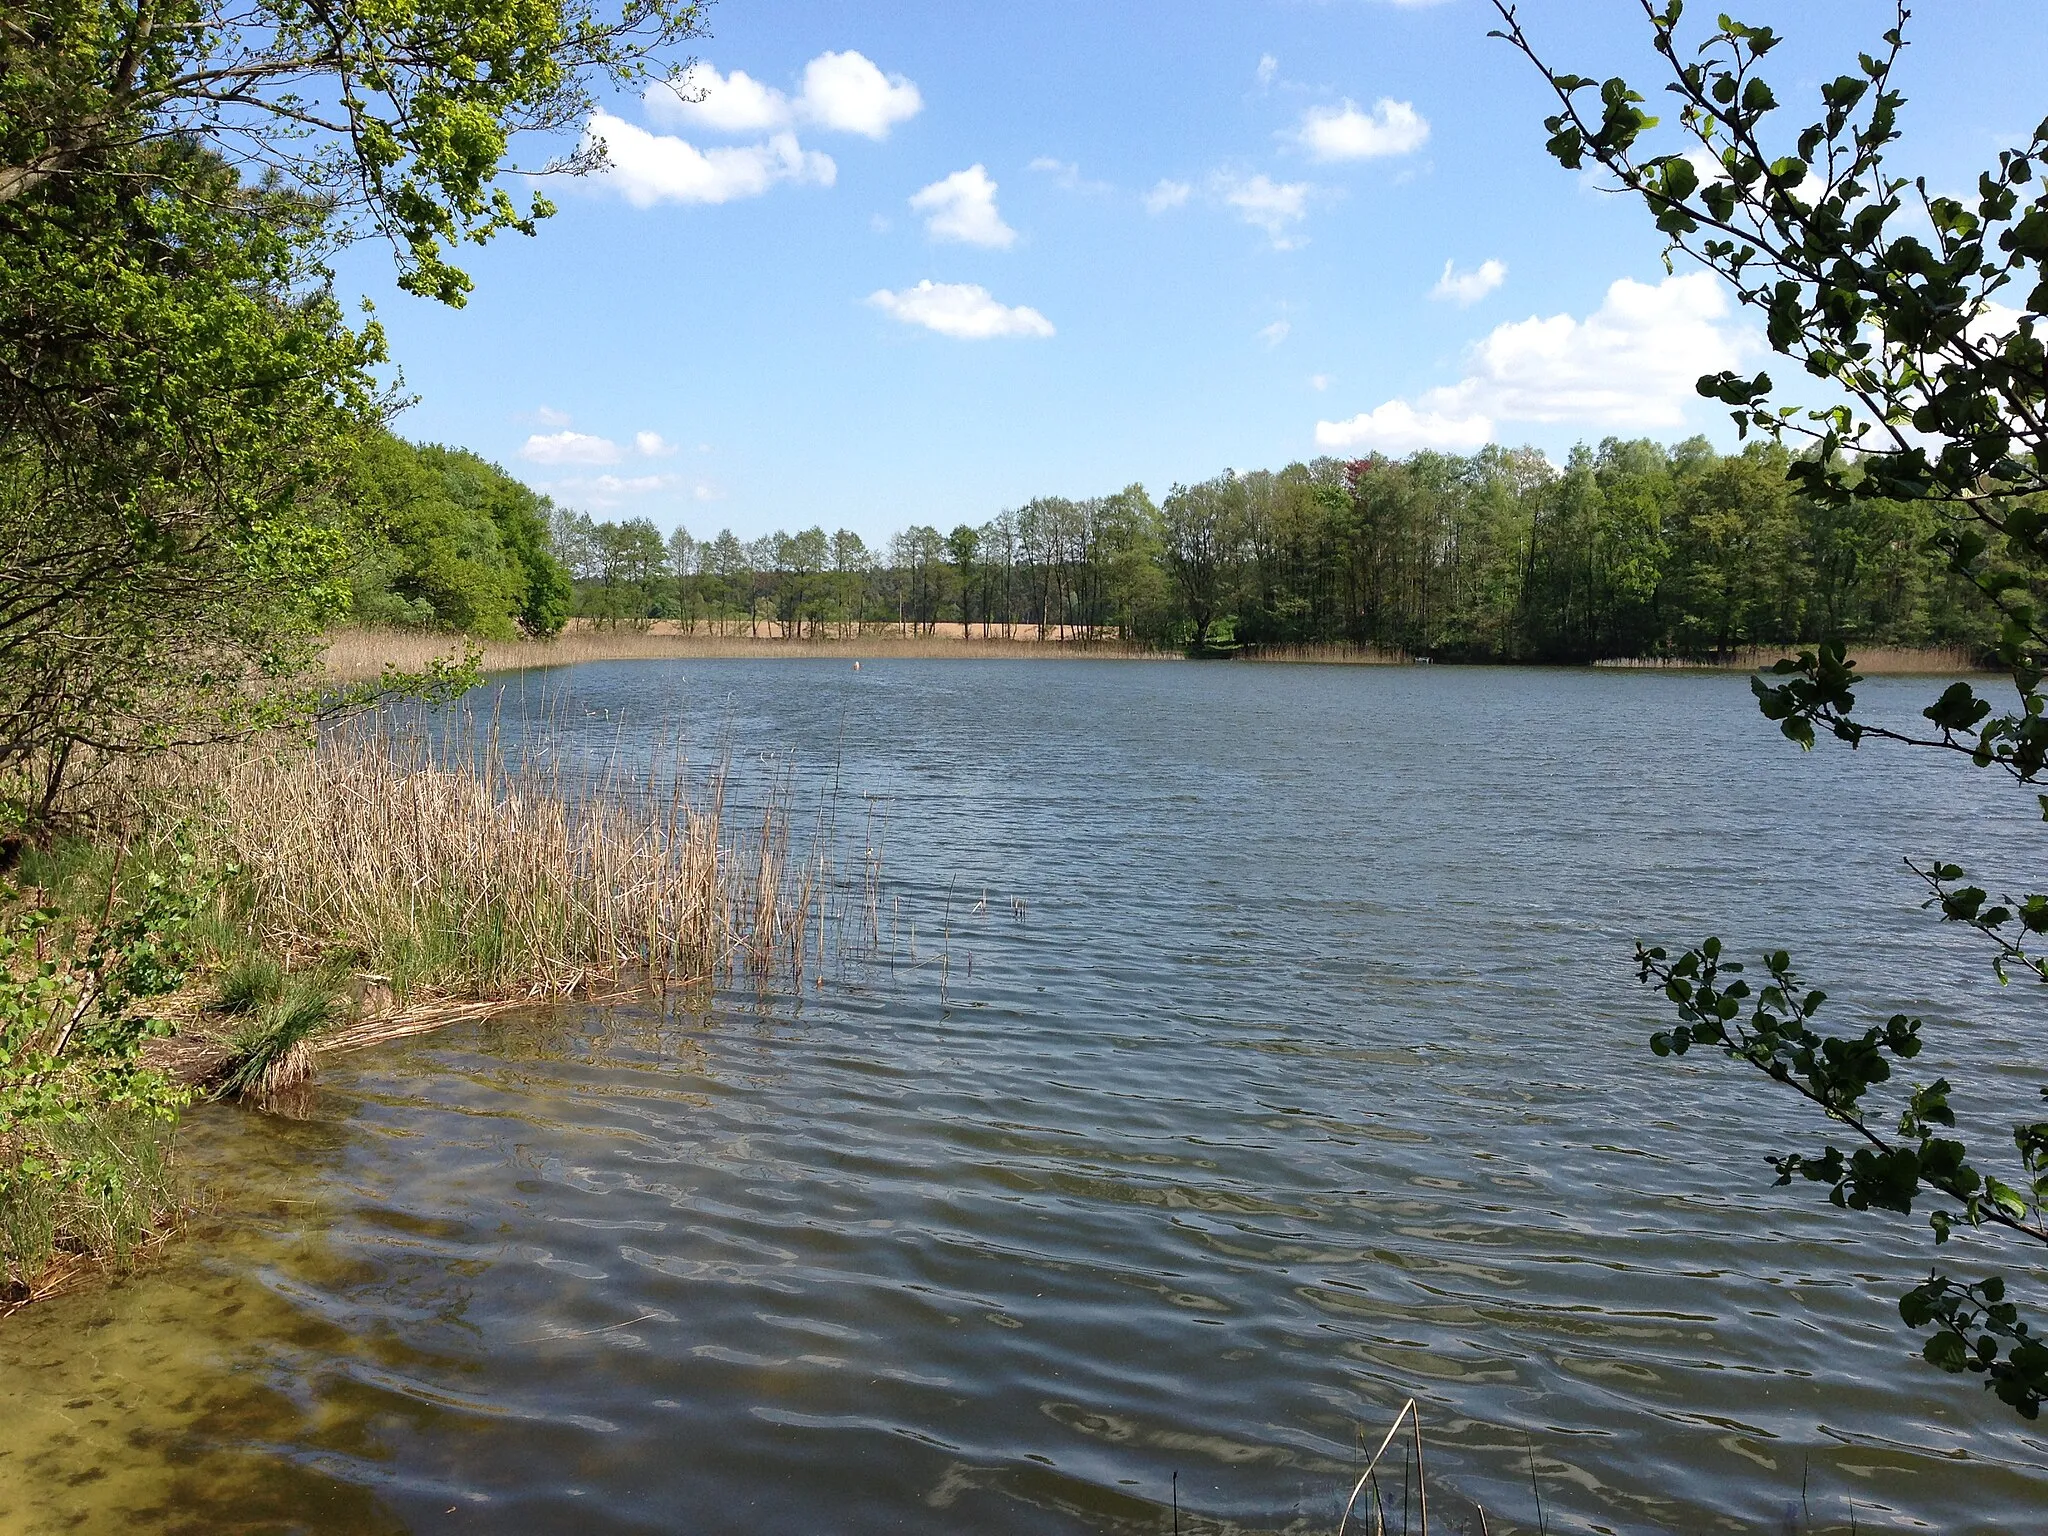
{"left": 4, "top": 661, "right": 2045, "bottom": 1534}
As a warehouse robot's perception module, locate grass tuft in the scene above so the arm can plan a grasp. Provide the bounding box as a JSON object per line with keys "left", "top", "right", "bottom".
{"left": 217, "top": 979, "right": 337, "bottom": 1103}
{"left": 208, "top": 952, "right": 283, "bottom": 1015}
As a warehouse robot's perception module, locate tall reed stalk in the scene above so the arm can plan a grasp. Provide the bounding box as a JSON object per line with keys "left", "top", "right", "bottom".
{"left": 165, "top": 711, "right": 824, "bottom": 1003}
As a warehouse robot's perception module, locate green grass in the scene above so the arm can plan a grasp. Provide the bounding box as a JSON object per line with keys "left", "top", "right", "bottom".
{"left": 1, "top": 1112, "right": 179, "bottom": 1294}
{"left": 216, "top": 974, "right": 341, "bottom": 1102}
{"left": 208, "top": 952, "right": 284, "bottom": 1015}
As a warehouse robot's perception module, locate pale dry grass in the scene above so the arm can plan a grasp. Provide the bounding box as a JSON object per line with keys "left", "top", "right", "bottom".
{"left": 1593, "top": 643, "right": 1989, "bottom": 674}
{"left": 321, "top": 622, "right": 1157, "bottom": 680}
{"left": 154, "top": 714, "right": 826, "bottom": 1008}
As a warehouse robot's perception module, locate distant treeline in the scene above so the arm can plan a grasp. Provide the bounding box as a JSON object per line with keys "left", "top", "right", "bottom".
{"left": 539, "top": 437, "right": 2000, "bottom": 660}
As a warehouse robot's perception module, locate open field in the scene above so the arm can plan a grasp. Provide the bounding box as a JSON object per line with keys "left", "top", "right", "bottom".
{"left": 320, "top": 622, "right": 1158, "bottom": 680}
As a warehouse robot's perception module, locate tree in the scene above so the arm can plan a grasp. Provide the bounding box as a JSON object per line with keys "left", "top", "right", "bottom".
{"left": 945, "top": 524, "right": 981, "bottom": 632}
{"left": 1494, "top": 0, "right": 2048, "bottom": 1417}
{"left": 0, "top": 139, "right": 385, "bottom": 822}
{"left": 775, "top": 526, "right": 830, "bottom": 638}
{"left": 2, "top": 0, "right": 708, "bottom": 303}
{"left": 666, "top": 526, "right": 697, "bottom": 627}
{"left": 829, "top": 528, "right": 871, "bottom": 635}
{"left": 699, "top": 529, "right": 747, "bottom": 629}
{"left": 346, "top": 434, "right": 570, "bottom": 638}
{"left": 1160, "top": 475, "right": 1248, "bottom": 651}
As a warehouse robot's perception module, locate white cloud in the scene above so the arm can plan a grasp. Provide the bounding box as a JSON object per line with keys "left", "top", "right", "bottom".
{"left": 636, "top": 431, "right": 677, "bottom": 457}
{"left": 910, "top": 165, "right": 1016, "bottom": 248}
{"left": 1029, "top": 157, "right": 1111, "bottom": 195}
{"left": 1315, "top": 272, "right": 1753, "bottom": 452}
{"left": 643, "top": 51, "right": 921, "bottom": 141}
{"left": 1215, "top": 172, "right": 1311, "bottom": 246}
{"left": 801, "top": 50, "right": 922, "bottom": 139}
{"left": 1309, "top": 373, "right": 1332, "bottom": 391}
{"left": 587, "top": 113, "right": 834, "bottom": 206}
{"left": 1256, "top": 53, "right": 1279, "bottom": 87}
{"left": 1257, "top": 320, "right": 1291, "bottom": 348}
{"left": 646, "top": 64, "right": 791, "bottom": 133}
{"left": 1295, "top": 98, "right": 1430, "bottom": 162}
{"left": 530, "top": 405, "right": 572, "bottom": 428}
{"left": 1316, "top": 400, "right": 1492, "bottom": 454}
{"left": 522, "top": 430, "right": 623, "bottom": 465}
{"left": 868, "top": 281, "right": 1054, "bottom": 340}
{"left": 1144, "top": 178, "right": 1192, "bottom": 214}
{"left": 1972, "top": 301, "right": 2025, "bottom": 344}
{"left": 541, "top": 472, "right": 712, "bottom": 510}
{"left": 1431, "top": 258, "right": 1507, "bottom": 306}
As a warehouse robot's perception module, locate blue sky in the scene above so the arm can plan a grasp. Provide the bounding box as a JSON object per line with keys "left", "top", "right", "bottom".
{"left": 336, "top": 1, "right": 2048, "bottom": 542}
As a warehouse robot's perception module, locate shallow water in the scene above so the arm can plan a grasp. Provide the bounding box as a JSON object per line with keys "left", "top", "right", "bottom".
{"left": 4, "top": 660, "right": 2044, "bottom": 1534}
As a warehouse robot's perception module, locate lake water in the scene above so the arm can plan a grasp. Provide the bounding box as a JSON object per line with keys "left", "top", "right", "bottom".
{"left": 4, "top": 660, "right": 2045, "bottom": 1534}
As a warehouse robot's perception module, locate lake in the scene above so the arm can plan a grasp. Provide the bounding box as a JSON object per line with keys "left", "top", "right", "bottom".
{"left": 3, "top": 659, "right": 2043, "bottom": 1534}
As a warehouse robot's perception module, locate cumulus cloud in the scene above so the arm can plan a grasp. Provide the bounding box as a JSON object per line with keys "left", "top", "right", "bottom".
{"left": 530, "top": 405, "right": 572, "bottom": 427}
{"left": 1432, "top": 258, "right": 1506, "bottom": 305}
{"left": 1257, "top": 320, "right": 1291, "bottom": 348}
{"left": 1316, "top": 401, "right": 1491, "bottom": 454}
{"left": 1215, "top": 172, "right": 1311, "bottom": 246}
{"left": 635, "top": 431, "right": 677, "bottom": 457}
{"left": 1256, "top": 53, "right": 1279, "bottom": 87}
{"left": 801, "top": 50, "right": 922, "bottom": 138}
{"left": 1144, "top": 178, "right": 1192, "bottom": 214}
{"left": 522, "top": 430, "right": 623, "bottom": 465}
{"left": 1309, "top": 373, "right": 1332, "bottom": 391}
{"left": 647, "top": 63, "right": 792, "bottom": 133}
{"left": 910, "top": 165, "right": 1016, "bottom": 248}
{"left": 1295, "top": 98, "right": 1430, "bottom": 161}
{"left": 1316, "top": 272, "right": 1752, "bottom": 451}
{"left": 644, "top": 51, "right": 922, "bottom": 140}
{"left": 586, "top": 113, "right": 834, "bottom": 206}
{"left": 868, "top": 281, "right": 1054, "bottom": 340}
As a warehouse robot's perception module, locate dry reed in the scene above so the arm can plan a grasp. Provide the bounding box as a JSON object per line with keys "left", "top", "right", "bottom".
{"left": 156, "top": 711, "right": 828, "bottom": 1013}
{"left": 1592, "top": 643, "right": 1987, "bottom": 674}
{"left": 1238, "top": 642, "right": 1411, "bottom": 666}
{"left": 321, "top": 623, "right": 1160, "bottom": 681}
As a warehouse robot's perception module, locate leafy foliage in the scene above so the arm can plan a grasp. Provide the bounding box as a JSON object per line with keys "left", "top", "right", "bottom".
{"left": 0, "top": 138, "right": 386, "bottom": 814}
{"left": 347, "top": 433, "right": 571, "bottom": 638}
{"left": 0, "top": 854, "right": 202, "bottom": 1284}
{"left": 573, "top": 441, "right": 1994, "bottom": 658}
{"left": 1638, "top": 938, "right": 2048, "bottom": 1416}
{"left": 1492, "top": 0, "right": 2048, "bottom": 1419}
{"left": 1, "top": 0, "right": 708, "bottom": 303}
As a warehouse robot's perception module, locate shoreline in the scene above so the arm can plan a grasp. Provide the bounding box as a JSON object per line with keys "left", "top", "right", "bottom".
{"left": 320, "top": 623, "right": 1162, "bottom": 681}
{"left": 321, "top": 625, "right": 1994, "bottom": 682}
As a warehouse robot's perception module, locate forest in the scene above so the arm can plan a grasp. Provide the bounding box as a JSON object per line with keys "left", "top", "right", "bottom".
{"left": 540, "top": 436, "right": 2000, "bottom": 661}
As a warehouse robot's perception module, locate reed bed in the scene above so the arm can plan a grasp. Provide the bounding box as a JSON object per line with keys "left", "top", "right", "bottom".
{"left": 1238, "top": 642, "right": 1411, "bottom": 666}
{"left": 1592, "top": 642, "right": 1987, "bottom": 674}
{"left": 158, "top": 712, "right": 829, "bottom": 1014}
{"left": 321, "top": 623, "right": 1158, "bottom": 681}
